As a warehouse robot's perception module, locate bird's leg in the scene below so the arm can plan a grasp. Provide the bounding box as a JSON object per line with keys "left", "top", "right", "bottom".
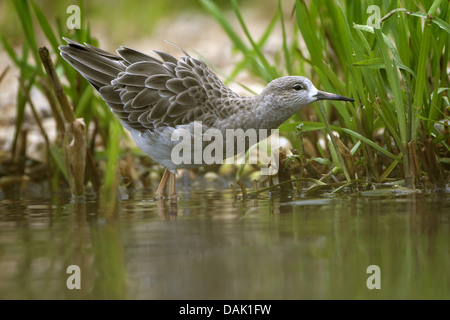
{"left": 155, "top": 169, "right": 170, "bottom": 198}
{"left": 169, "top": 172, "right": 176, "bottom": 199}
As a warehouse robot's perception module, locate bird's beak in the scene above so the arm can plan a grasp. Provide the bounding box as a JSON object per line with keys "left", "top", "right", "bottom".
{"left": 314, "top": 91, "right": 354, "bottom": 103}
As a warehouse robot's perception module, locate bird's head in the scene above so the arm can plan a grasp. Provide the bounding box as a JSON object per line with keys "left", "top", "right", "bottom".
{"left": 253, "top": 76, "right": 354, "bottom": 129}
{"left": 259, "top": 76, "right": 354, "bottom": 111}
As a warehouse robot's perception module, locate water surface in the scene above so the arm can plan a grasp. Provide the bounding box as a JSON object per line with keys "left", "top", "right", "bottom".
{"left": 0, "top": 189, "right": 448, "bottom": 299}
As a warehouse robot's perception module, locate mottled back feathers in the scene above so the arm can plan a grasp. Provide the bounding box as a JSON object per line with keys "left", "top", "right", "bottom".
{"left": 59, "top": 38, "right": 242, "bottom": 132}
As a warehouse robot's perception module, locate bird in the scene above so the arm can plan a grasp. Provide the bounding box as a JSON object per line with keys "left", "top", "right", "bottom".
{"left": 59, "top": 38, "right": 354, "bottom": 198}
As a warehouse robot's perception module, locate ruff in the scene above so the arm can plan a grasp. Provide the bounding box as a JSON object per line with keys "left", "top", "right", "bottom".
{"left": 59, "top": 39, "right": 354, "bottom": 198}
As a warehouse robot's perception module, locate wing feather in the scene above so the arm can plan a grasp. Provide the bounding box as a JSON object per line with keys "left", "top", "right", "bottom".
{"left": 60, "top": 39, "right": 240, "bottom": 133}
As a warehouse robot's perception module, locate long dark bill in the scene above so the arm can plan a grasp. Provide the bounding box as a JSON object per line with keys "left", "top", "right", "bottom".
{"left": 314, "top": 91, "right": 354, "bottom": 103}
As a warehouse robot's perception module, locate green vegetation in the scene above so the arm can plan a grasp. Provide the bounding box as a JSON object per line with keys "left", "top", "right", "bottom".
{"left": 0, "top": 0, "right": 448, "bottom": 201}
{"left": 1, "top": 1, "right": 125, "bottom": 203}
{"left": 203, "top": 0, "right": 449, "bottom": 191}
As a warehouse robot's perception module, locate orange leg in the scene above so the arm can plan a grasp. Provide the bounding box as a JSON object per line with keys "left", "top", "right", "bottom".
{"left": 155, "top": 169, "right": 170, "bottom": 198}
{"left": 169, "top": 172, "right": 176, "bottom": 199}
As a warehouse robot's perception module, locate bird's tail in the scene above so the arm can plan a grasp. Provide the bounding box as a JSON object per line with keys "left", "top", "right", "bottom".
{"left": 59, "top": 37, "right": 125, "bottom": 91}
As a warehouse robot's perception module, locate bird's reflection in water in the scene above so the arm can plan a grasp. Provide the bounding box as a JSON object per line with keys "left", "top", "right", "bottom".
{"left": 156, "top": 197, "right": 178, "bottom": 219}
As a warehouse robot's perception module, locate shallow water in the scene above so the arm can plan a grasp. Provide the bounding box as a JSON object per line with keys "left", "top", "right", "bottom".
{"left": 0, "top": 189, "right": 449, "bottom": 300}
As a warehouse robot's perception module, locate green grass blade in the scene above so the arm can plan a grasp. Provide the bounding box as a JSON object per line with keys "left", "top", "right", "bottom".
{"left": 295, "top": 0, "right": 324, "bottom": 67}
{"left": 200, "top": 0, "right": 248, "bottom": 54}
{"left": 317, "top": 101, "right": 351, "bottom": 182}
{"left": 101, "top": 120, "right": 122, "bottom": 207}
{"left": 278, "top": 0, "right": 292, "bottom": 75}
{"left": 374, "top": 29, "right": 407, "bottom": 149}
{"left": 75, "top": 86, "right": 94, "bottom": 118}
{"left": 411, "top": 16, "right": 432, "bottom": 140}
{"left": 407, "top": 12, "right": 450, "bottom": 34}
{"left": 342, "top": 128, "right": 402, "bottom": 162}
{"left": 230, "top": 0, "right": 278, "bottom": 80}
{"left": 279, "top": 121, "right": 342, "bottom": 133}
{"left": 31, "top": 0, "right": 60, "bottom": 54}
{"left": 1, "top": 35, "right": 21, "bottom": 66}
{"left": 12, "top": 0, "right": 43, "bottom": 75}
{"left": 49, "top": 145, "right": 68, "bottom": 181}
{"left": 379, "top": 159, "right": 400, "bottom": 182}
{"left": 354, "top": 58, "right": 416, "bottom": 78}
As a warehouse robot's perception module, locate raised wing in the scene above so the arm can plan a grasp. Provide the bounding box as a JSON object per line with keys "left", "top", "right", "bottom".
{"left": 60, "top": 39, "right": 239, "bottom": 132}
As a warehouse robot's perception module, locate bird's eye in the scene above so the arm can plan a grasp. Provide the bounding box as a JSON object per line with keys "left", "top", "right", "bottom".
{"left": 293, "top": 84, "right": 304, "bottom": 91}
